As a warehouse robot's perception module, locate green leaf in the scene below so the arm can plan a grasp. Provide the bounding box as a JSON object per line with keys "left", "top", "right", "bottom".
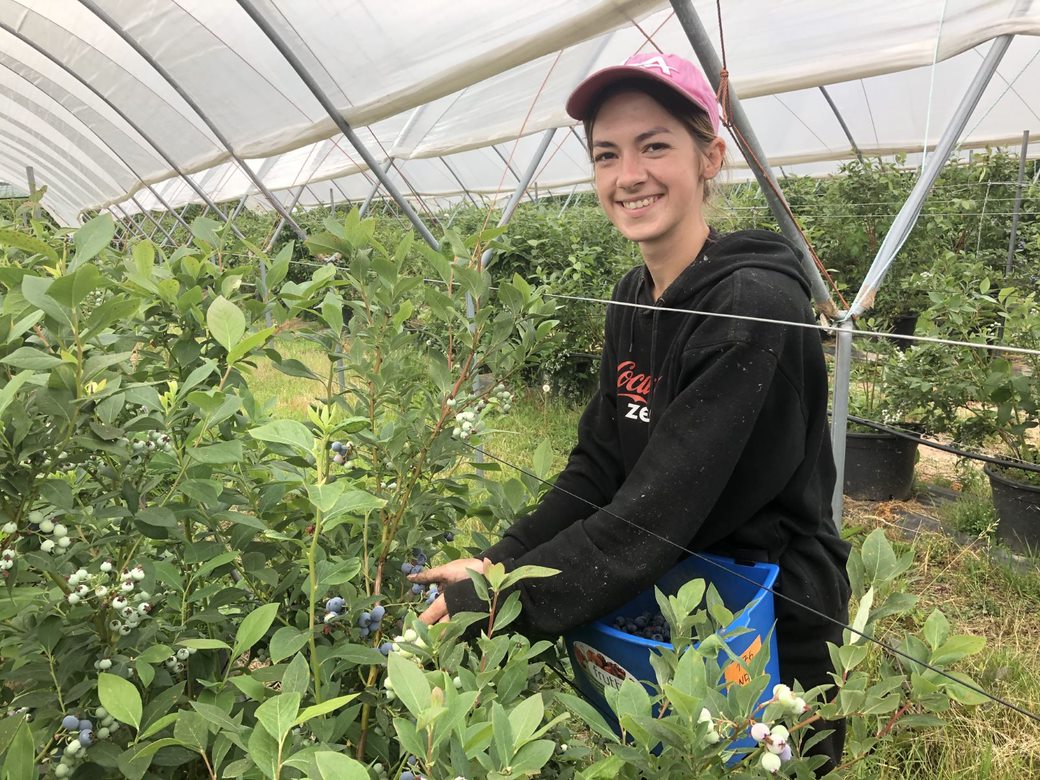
{"left": 931, "top": 635, "right": 986, "bottom": 665}
{"left": 255, "top": 692, "right": 301, "bottom": 744}
{"left": 388, "top": 652, "right": 431, "bottom": 719}
{"left": 313, "top": 751, "right": 370, "bottom": 780}
{"left": 0, "top": 226, "right": 58, "bottom": 262}
{"left": 136, "top": 507, "right": 177, "bottom": 529}
{"left": 178, "top": 638, "right": 231, "bottom": 651}
{"left": 500, "top": 564, "right": 561, "bottom": 590}
{"left": 281, "top": 653, "right": 310, "bottom": 696}
{"left": 0, "top": 371, "right": 36, "bottom": 419}
{"left": 73, "top": 214, "right": 115, "bottom": 263}
{"left": 294, "top": 693, "right": 359, "bottom": 727}
{"left": 187, "top": 440, "right": 244, "bottom": 464}
{"left": 508, "top": 693, "right": 544, "bottom": 749}
{"left": 0, "top": 346, "right": 62, "bottom": 370}
{"left": 922, "top": 609, "right": 949, "bottom": 651}
{"left": 99, "top": 672, "right": 143, "bottom": 731}
{"left": 227, "top": 326, "right": 277, "bottom": 365}
{"left": 1, "top": 719, "right": 34, "bottom": 780}
{"left": 850, "top": 586, "right": 874, "bottom": 643}
{"left": 190, "top": 702, "right": 242, "bottom": 734}
{"left": 173, "top": 710, "right": 209, "bottom": 751}
{"left": 248, "top": 419, "right": 313, "bottom": 455}
{"left": 229, "top": 674, "right": 270, "bottom": 702}
{"left": 268, "top": 626, "right": 311, "bottom": 664}
{"left": 861, "top": 528, "right": 897, "bottom": 585}
{"left": 532, "top": 438, "right": 554, "bottom": 478}
{"left": 232, "top": 603, "right": 280, "bottom": 661}
{"left": 206, "top": 295, "right": 246, "bottom": 352}
{"left": 49, "top": 263, "right": 103, "bottom": 306}
{"left": 247, "top": 723, "right": 280, "bottom": 780}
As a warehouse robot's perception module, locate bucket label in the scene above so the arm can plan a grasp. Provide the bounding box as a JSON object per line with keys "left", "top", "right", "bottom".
{"left": 571, "top": 641, "right": 638, "bottom": 693}
{"left": 723, "top": 635, "right": 763, "bottom": 687}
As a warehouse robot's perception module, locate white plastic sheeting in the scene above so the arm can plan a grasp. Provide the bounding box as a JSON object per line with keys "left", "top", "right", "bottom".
{"left": 0, "top": 0, "right": 1038, "bottom": 225}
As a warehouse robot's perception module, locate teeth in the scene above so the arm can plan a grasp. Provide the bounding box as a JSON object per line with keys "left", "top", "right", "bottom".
{"left": 622, "top": 196, "right": 658, "bottom": 210}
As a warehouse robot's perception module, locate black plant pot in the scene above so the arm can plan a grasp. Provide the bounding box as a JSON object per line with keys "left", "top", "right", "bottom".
{"left": 843, "top": 430, "right": 919, "bottom": 501}
{"left": 985, "top": 464, "right": 1040, "bottom": 553}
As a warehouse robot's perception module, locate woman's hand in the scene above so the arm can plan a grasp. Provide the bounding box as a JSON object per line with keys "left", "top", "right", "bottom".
{"left": 410, "top": 557, "right": 491, "bottom": 626}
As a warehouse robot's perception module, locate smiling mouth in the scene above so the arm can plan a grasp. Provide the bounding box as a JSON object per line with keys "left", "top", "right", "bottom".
{"left": 620, "top": 195, "right": 661, "bottom": 210}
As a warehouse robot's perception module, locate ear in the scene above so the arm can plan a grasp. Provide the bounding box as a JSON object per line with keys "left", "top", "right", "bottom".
{"left": 701, "top": 136, "right": 726, "bottom": 180}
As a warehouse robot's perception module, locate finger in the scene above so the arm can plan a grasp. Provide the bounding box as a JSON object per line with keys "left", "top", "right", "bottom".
{"left": 407, "top": 565, "right": 443, "bottom": 584}
{"left": 419, "top": 595, "right": 448, "bottom": 625}
{"left": 437, "top": 614, "right": 450, "bottom": 624}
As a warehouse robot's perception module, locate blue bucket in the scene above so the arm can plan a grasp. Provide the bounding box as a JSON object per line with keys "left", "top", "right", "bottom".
{"left": 563, "top": 553, "right": 780, "bottom": 754}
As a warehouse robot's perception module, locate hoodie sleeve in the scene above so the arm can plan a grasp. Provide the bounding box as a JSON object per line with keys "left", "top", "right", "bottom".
{"left": 444, "top": 271, "right": 809, "bottom": 636}
{"left": 478, "top": 290, "right": 627, "bottom": 565}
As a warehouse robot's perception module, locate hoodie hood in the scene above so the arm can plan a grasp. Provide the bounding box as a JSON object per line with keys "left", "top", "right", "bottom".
{"left": 635, "top": 228, "right": 812, "bottom": 309}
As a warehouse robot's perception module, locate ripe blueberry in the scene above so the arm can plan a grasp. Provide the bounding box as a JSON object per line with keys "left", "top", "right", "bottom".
{"left": 62, "top": 714, "right": 79, "bottom": 731}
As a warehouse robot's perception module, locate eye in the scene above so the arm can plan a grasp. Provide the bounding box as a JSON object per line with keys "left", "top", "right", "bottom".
{"left": 644, "top": 142, "right": 669, "bottom": 153}
{"left": 593, "top": 151, "right": 616, "bottom": 164}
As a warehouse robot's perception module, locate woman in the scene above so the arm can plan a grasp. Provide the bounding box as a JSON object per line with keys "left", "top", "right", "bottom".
{"left": 411, "top": 53, "right": 851, "bottom": 766}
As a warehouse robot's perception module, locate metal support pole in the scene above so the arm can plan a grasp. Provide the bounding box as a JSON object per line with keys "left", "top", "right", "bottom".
{"left": 441, "top": 159, "right": 480, "bottom": 208}
{"left": 478, "top": 129, "right": 556, "bottom": 269}
{"left": 558, "top": 183, "right": 580, "bottom": 217}
{"left": 235, "top": 0, "right": 438, "bottom": 249}
{"left": 492, "top": 146, "right": 536, "bottom": 203}
{"left": 359, "top": 159, "right": 394, "bottom": 217}
{"left": 1004, "top": 130, "right": 1029, "bottom": 279}
{"left": 846, "top": 30, "right": 1015, "bottom": 318}
{"left": 818, "top": 86, "right": 864, "bottom": 164}
{"left": 79, "top": 0, "right": 306, "bottom": 242}
{"left": 830, "top": 319, "right": 855, "bottom": 528}
{"left": 0, "top": 17, "right": 227, "bottom": 238}
{"left": 669, "top": 0, "right": 836, "bottom": 318}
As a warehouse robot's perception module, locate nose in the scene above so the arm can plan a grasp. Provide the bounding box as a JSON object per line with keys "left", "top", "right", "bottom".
{"left": 616, "top": 151, "right": 647, "bottom": 190}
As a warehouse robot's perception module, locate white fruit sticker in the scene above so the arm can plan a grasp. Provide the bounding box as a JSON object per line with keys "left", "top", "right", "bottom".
{"left": 572, "top": 641, "right": 638, "bottom": 693}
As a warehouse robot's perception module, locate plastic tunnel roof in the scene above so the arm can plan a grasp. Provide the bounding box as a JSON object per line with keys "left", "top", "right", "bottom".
{"left": 0, "top": 0, "right": 1038, "bottom": 226}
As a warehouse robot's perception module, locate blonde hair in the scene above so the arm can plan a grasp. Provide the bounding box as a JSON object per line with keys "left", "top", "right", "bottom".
{"left": 582, "top": 78, "right": 724, "bottom": 201}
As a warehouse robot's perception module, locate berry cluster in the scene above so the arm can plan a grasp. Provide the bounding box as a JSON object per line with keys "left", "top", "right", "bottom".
{"left": 30, "top": 509, "right": 72, "bottom": 555}
{"left": 450, "top": 410, "right": 482, "bottom": 441}
{"left": 164, "top": 645, "right": 197, "bottom": 675}
{"left": 128, "top": 431, "right": 173, "bottom": 464}
{"left": 610, "top": 610, "right": 672, "bottom": 643}
{"left": 486, "top": 382, "right": 514, "bottom": 413}
{"left": 378, "top": 628, "right": 426, "bottom": 667}
{"left": 750, "top": 721, "right": 793, "bottom": 772}
{"left": 74, "top": 561, "right": 156, "bottom": 638}
{"left": 50, "top": 708, "right": 118, "bottom": 776}
{"left": 422, "top": 583, "right": 440, "bottom": 606}
{"left": 329, "top": 440, "right": 355, "bottom": 467}
{"left": 0, "top": 547, "right": 14, "bottom": 576}
{"left": 698, "top": 707, "right": 722, "bottom": 744}
{"left": 402, "top": 548, "right": 428, "bottom": 597}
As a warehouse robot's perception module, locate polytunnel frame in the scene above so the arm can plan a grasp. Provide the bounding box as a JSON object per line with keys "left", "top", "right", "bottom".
{"left": 13, "top": 2, "right": 1027, "bottom": 529}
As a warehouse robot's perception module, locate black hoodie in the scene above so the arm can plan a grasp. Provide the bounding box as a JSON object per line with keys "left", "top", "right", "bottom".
{"left": 443, "top": 228, "right": 851, "bottom": 676}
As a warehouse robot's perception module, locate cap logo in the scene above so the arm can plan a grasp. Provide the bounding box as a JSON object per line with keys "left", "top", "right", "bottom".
{"left": 630, "top": 55, "right": 676, "bottom": 77}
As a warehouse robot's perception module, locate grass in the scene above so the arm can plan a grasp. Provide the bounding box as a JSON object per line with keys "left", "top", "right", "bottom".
{"left": 247, "top": 337, "right": 1040, "bottom": 777}
{"left": 247, "top": 336, "right": 333, "bottom": 421}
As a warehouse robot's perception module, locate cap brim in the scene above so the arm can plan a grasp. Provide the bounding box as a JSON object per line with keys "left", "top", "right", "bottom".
{"left": 565, "top": 64, "right": 687, "bottom": 121}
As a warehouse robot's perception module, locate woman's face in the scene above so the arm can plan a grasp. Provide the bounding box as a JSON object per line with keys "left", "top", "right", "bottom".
{"left": 590, "top": 90, "right": 722, "bottom": 251}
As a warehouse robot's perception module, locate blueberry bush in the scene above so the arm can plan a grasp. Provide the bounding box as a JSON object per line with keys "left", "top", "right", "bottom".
{"left": 0, "top": 210, "right": 992, "bottom": 779}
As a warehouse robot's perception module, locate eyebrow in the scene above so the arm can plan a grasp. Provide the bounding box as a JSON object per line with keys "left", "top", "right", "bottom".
{"left": 592, "top": 126, "right": 673, "bottom": 148}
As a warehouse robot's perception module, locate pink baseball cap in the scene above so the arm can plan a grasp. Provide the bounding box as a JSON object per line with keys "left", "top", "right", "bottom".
{"left": 565, "top": 52, "right": 720, "bottom": 133}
